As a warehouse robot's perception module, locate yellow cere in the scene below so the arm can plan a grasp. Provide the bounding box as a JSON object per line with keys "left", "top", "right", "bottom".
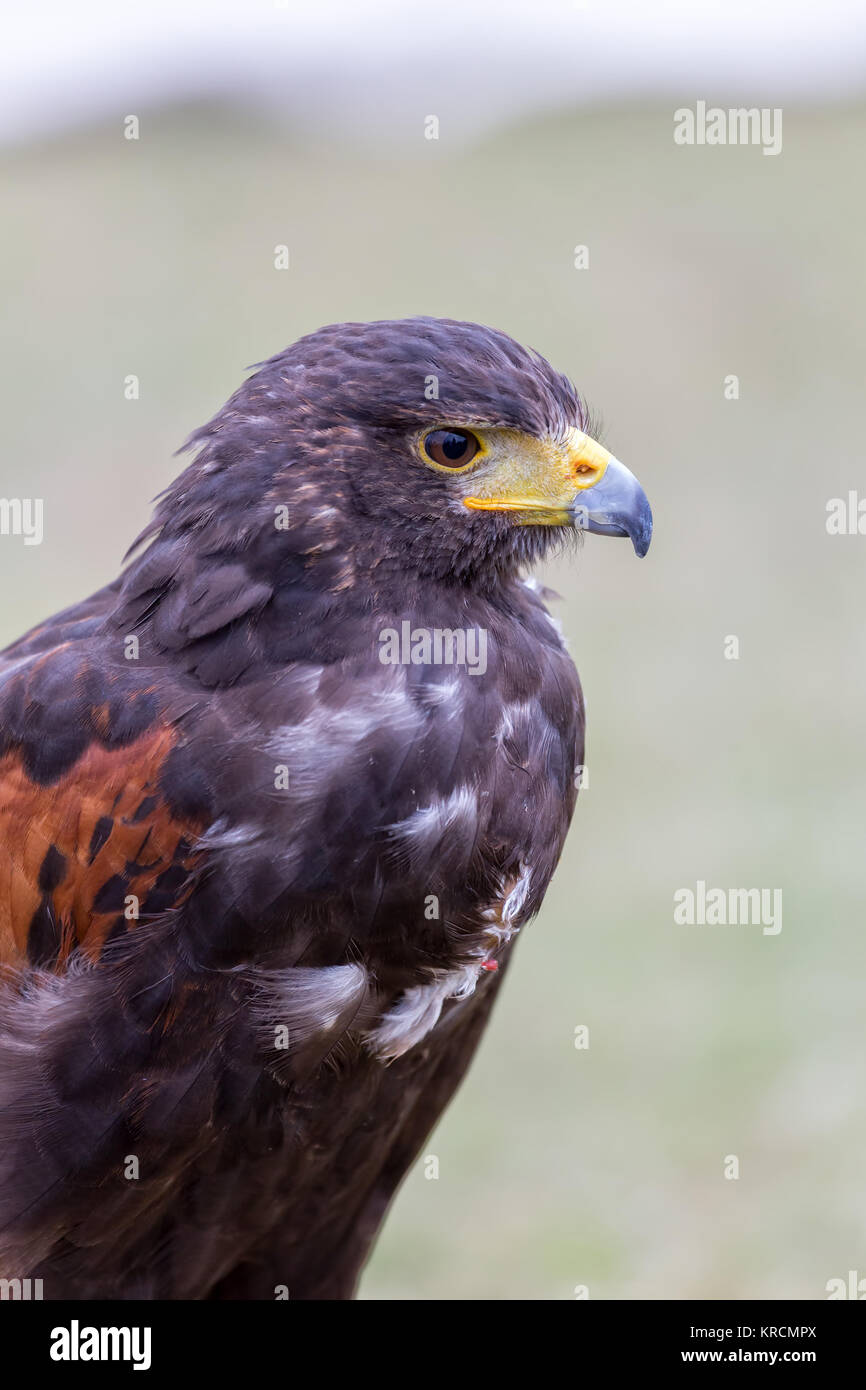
{"left": 459, "top": 427, "right": 612, "bottom": 526}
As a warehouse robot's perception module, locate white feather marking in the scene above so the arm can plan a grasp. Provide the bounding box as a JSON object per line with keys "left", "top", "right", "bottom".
{"left": 419, "top": 676, "right": 462, "bottom": 708}
{"left": 198, "top": 818, "right": 262, "bottom": 850}
{"left": 388, "top": 785, "right": 478, "bottom": 851}
{"left": 496, "top": 701, "right": 533, "bottom": 746}
{"left": 367, "top": 864, "right": 534, "bottom": 1062}
{"left": 501, "top": 864, "right": 532, "bottom": 924}
{"left": 251, "top": 963, "right": 369, "bottom": 1045}
{"left": 367, "top": 964, "right": 481, "bottom": 1062}
{"left": 481, "top": 862, "right": 533, "bottom": 947}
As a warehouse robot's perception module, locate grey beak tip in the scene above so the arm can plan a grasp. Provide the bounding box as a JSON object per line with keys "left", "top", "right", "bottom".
{"left": 632, "top": 509, "right": 653, "bottom": 558}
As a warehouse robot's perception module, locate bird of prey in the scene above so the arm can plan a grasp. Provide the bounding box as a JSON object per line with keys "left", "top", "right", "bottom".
{"left": 0, "top": 317, "right": 651, "bottom": 1299}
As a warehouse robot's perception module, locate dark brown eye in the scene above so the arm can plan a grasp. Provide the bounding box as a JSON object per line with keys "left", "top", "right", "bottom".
{"left": 423, "top": 428, "right": 480, "bottom": 469}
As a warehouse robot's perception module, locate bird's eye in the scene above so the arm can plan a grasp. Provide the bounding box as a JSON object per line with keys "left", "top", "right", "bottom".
{"left": 422, "top": 429, "right": 481, "bottom": 470}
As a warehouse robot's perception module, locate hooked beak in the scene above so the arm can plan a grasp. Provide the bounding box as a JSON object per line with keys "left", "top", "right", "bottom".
{"left": 570, "top": 439, "right": 653, "bottom": 558}
{"left": 462, "top": 426, "right": 653, "bottom": 558}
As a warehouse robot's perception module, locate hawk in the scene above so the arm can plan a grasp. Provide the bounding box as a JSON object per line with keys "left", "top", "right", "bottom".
{"left": 0, "top": 317, "right": 651, "bottom": 1299}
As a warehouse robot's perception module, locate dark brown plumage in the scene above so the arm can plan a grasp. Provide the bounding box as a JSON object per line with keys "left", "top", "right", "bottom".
{"left": 0, "top": 317, "right": 651, "bottom": 1298}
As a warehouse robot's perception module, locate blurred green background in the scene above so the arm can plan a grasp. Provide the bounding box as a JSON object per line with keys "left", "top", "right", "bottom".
{"left": 1, "top": 98, "right": 864, "bottom": 1299}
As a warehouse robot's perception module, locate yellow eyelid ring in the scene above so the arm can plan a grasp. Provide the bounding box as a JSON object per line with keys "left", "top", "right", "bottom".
{"left": 418, "top": 426, "right": 488, "bottom": 473}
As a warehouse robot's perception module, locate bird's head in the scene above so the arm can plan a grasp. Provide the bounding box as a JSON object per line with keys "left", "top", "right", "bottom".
{"left": 145, "top": 316, "right": 652, "bottom": 591}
